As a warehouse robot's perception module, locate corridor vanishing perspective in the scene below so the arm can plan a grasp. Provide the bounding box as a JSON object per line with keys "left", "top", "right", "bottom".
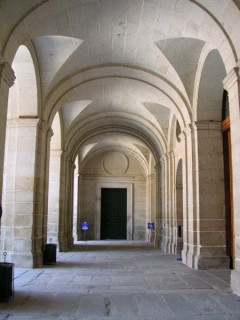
{"left": 1, "top": 243, "right": 240, "bottom": 320}
{"left": 1, "top": 0, "right": 240, "bottom": 300}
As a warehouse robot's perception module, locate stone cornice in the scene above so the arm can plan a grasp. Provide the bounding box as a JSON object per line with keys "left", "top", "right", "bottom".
{"left": 194, "top": 121, "right": 221, "bottom": 130}
{"left": 183, "top": 121, "right": 221, "bottom": 136}
{"left": 37, "top": 120, "right": 53, "bottom": 138}
{"left": 0, "top": 62, "right": 15, "bottom": 87}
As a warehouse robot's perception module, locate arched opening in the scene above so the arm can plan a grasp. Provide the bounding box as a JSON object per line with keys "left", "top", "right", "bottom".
{"left": 75, "top": 138, "right": 156, "bottom": 242}
{"left": 2, "top": 45, "right": 38, "bottom": 267}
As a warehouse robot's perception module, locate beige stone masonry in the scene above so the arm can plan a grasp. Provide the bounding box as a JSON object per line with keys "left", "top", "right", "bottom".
{"left": 47, "top": 150, "right": 61, "bottom": 245}
{"left": 179, "top": 122, "right": 229, "bottom": 269}
{"left": 2, "top": 118, "right": 39, "bottom": 267}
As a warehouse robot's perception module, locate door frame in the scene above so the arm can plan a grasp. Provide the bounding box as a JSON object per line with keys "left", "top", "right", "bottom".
{"left": 95, "top": 182, "right": 133, "bottom": 240}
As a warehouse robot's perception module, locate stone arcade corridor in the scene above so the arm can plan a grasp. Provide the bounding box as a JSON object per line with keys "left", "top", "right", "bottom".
{"left": 1, "top": 242, "right": 240, "bottom": 320}
{"left": 2, "top": 0, "right": 240, "bottom": 307}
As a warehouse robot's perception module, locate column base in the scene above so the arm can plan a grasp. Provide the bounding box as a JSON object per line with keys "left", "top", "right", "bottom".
{"left": 160, "top": 237, "right": 171, "bottom": 252}
{"left": 9, "top": 252, "right": 35, "bottom": 268}
{"left": 184, "top": 252, "right": 230, "bottom": 269}
{"left": 59, "top": 238, "right": 73, "bottom": 252}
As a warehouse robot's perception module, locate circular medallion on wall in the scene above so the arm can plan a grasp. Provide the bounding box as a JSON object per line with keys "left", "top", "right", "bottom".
{"left": 102, "top": 151, "right": 129, "bottom": 175}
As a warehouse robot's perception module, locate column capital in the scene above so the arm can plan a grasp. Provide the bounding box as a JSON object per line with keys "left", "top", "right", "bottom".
{"left": 183, "top": 123, "right": 196, "bottom": 137}
{"left": 223, "top": 65, "right": 240, "bottom": 92}
{"left": 159, "top": 151, "right": 174, "bottom": 165}
{"left": 37, "top": 120, "right": 53, "bottom": 137}
{"left": 178, "top": 131, "right": 185, "bottom": 142}
{"left": 159, "top": 154, "right": 166, "bottom": 165}
{"left": 0, "top": 61, "right": 15, "bottom": 87}
{"left": 168, "top": 151, "right": 175, "bottom": 159}
{"left": 146, "top": 173, "right": 155, "bottom": 180}
{"left": 154, "top": 160, "right": 162, "bottom": 170}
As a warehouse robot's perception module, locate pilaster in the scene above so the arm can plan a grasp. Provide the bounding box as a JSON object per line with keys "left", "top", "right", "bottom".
{"left": 0, "top": 61, "right": 15, "bottom": 202}
{"left": 48, "top": 150, "right": 62, "bottom": 245}
{"left": 154, "top": 161, "right": 162, "bottom": 246}
{"left": 158, "top": 152, "right": 175, "bottom": 253}
{"left": 193, "top": 121, "right": 229, "bottom": 269}
{"left": 73, "top": 170, "right": 79, "bottom": 241}
{"left": 32, "top": 120, "right": 53, "bottom": 267}
{"left": 181, "top": 124, "right": 197, "bottom": 267}
{"left": 59, "top": 152, "right": 73, "bottom": 251}
{"left": 223, "top": 63, "right": 240, "bottom": 295}
{"left": 2, "top": 117, "right": 41, "bottom": 267}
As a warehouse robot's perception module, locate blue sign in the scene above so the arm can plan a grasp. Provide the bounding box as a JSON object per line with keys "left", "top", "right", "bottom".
{"left": 147, "top": 222, "right": 155, "bottom": 230}
{"left": 81, "top": 222, "right": 89, "bottom": 230}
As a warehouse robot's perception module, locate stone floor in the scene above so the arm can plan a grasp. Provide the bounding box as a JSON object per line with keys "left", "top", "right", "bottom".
{"left": 1, "top": 241, "right": 240, "bottom": 320}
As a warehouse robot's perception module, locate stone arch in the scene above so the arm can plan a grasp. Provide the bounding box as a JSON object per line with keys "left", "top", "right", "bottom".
{"left": 45, "top": 70, "right": 191, "bottom": 130}
{"left": 78, "top": 146, "right": 152, "bottom": 241}
{"left": 58, "top": 123, "right": 160, "bottom": 250}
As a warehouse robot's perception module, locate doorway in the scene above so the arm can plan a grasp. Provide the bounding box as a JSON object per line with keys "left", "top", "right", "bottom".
{"left": 101, "top": 188, "right": 127, "bottom": 240}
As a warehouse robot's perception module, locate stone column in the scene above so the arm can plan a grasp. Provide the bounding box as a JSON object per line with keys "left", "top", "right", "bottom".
{"left": 32, "top": 120, "right": 53, "bottom": 267}
{"left": 177, "top": 132, "right": 188, "bottom": 263}
{"left": 77, "top": 174, "right": 83, "bottom": 240}
{"left": 67, "top": 162, "right": 75, "bottom": 248}
{"left": 59, "top": 153, "right": 75, "bottom": 251}
{"left": 223, "top": 64, "right": 240, "bottom": 295}
{"left": 154, "top": 161, "right": 162, "bottom": 246}
{"left": 73, "top": 170, "right": 79, "bottom": 241}
{"left": 2, "top": 118, "right": 50, "bottom": 267}
{"left": 182, "top": 122, "right": 229, "bottom": 269}
{"left": 194, "top": 121, "right": 229, "bottom": 269}
{"left": 0, "top": 60, "right": 15, "bottom": 203}
{"left": 168, "top": 151, "right": 176, "bottom": 254}
{"left": 159, "top": 152, "right": 175, "bottom": 253}
{"left": 158, "top": 157, "right": 168, "bottom": 251}
{"left": 145, "top": 173, "right": 156, "bottom": 242}
{"left": 182, "top": 124, "right": 198, "bottom": 268}
{"left": 47, "top": 150, "right": 61, "bottom": 245}
{"left": 59, "top": 152, "right": 68, "bottom": 251}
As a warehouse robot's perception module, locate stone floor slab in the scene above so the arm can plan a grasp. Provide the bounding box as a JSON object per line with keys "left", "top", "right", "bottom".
{"left": 0, "top": 241, "right": 239, "bottom": 320}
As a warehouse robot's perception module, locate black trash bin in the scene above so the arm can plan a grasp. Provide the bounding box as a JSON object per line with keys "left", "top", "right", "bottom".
{"left": 0, "top": 262, "right": 14, "bottom": 301}
{"left": 43, "top": 244, "right": 57, "bottom": 265}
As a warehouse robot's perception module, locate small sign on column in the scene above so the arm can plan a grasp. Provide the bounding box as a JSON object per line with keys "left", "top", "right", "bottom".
{"left": 147, "top": 222, "right": 155, "bottom": 242}
{"left": 81, "top": 222, "right": 89, "bottom": 241}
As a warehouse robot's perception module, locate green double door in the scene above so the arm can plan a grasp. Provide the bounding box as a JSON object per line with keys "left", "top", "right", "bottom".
{"left": 101, "top": 188, "right": 127, "bottom": 240}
